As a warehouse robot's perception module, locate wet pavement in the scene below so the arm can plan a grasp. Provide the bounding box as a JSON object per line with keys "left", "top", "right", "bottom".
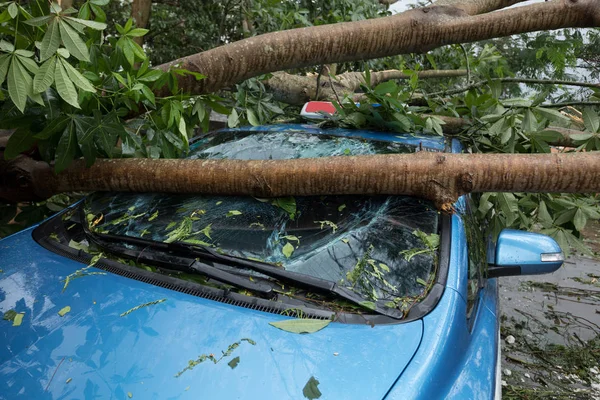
{"left": 500, "top": 222, "right": 600, "bottom": 399}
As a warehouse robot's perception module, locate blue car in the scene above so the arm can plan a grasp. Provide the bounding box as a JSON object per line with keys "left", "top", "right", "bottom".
{"left": 0, "top": 124, "right": 564, "bottom": 399}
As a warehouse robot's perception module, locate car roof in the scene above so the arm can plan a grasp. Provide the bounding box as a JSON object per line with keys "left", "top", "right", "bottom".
{"left": 218, "top": 123, "right": 461, "bottom": 153}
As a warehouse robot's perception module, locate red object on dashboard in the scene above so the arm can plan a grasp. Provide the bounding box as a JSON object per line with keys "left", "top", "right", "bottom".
{"left": 304, "top": 101, "right": 337, "bottom": 114}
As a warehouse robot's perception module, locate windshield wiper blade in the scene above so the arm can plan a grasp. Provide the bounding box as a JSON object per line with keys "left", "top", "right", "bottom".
{"left": 81, "top": 226, "right": 273, "bottom": 295}
{"left": 170, "top": 240, "right": 405, "bottom": 319}
{"left": 82, "top": 221, "right": 402, "bottom": 318}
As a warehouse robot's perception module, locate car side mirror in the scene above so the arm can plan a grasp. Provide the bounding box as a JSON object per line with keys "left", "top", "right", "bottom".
{"left": 487, "top": 229, "right": 564, "bottom": 278}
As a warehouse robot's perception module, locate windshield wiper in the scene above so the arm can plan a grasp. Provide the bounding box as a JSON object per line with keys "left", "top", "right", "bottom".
{"left": 170, "top": 240, "right": 404, "bottom": 318}
{"left": 81, "top": 224, "right": 273, "bottom": 295}
{"left": 83, "top": 225, "right": 403, "bottom": 318}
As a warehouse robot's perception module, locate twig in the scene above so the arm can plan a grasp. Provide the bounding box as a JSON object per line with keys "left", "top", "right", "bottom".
{"left": 328, "top": 71, "right": 344, "bottom": 107}
{"left": 459, "top": 44, "right": 470, "bottom": 84}
{"left": 45, "top": 356, "right": 65, "bottom": 391}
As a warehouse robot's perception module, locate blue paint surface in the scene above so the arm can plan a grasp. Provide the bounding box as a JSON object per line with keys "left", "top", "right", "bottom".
{"left": 0, "top": 228, "right": 423, "bottom": 400}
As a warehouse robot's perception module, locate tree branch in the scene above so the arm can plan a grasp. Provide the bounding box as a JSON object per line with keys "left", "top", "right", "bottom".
{"left": 157, "top": 0, "right": 600, "bottom": 96}
{"left": 265, "top": 69, "right": 468, "bottom": 105}
{"left": 6, "top": 151, "right": 598, "bottom": 209}
{"left": 422, "top": 77, "right": 600, "bottom": 98}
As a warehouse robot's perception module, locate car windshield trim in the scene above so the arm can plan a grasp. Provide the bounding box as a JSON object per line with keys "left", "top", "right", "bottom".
{"left": 83, "top": 221, "right": 405, "bottom": 319}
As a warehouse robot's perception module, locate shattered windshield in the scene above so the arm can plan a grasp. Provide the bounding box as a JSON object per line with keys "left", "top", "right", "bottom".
{"left": 84, "top": 129, "right": 440, "bottom": 310}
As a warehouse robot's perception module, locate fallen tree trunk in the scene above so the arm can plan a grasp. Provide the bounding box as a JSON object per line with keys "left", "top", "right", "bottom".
{"left": 6, "top": 151, "right": 599, "bottom": 209}
{"left": 157, "top": 0, "right": 600, "bottom": 96}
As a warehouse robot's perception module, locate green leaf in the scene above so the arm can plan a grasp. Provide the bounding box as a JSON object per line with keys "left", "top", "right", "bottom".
{"left": 7, "top": 2, "right": 17, "bottom": 19}
{"left": 140, "top": 84, "right": 155, "bottom": 105}
{"left": 56, "top": 47, "right": 70, "bottom": 58}
{"left": 227, "top": 356, "right": 240, "bottom": 369}
{"left": 496, "top": 193, "right": 518, "bottom": 226}
{"left": 269, "top": 319, "right": 330, "bottom": 334}
{"left": 271, "top": 196, "right": 296, "bottom": 220}
{"left": 54, "top": 60, "right": 80, "bottom": 108}
{"left": 4, "top": 128, "right": 36, "bottom": 159}
{"left": 12, "top": 313, "right": 24, "bottom": 327}
{"left": 247, "top": 108, "right": 259, "bottom": 126}
{"left": 502, "top": 98, "right": 532, "bottom": 108}
{"left": 3, "top": 310, "right": 17, "bottom": 321}
{"left": 57, "top": 306, "right": 71, "bottom": 317}
{"left": 582, "top": 107, "right": 599, "bottom": 133}
{"left": 60, "top": 58, "right": 95, "bottom": 92}
{"left": 126, "top": 28, "right": 148, "bottom": 37}
{"left": 33, "top": 56, "right": 56, "bottom": 93}
{"left": 64, "top": 16, "right": 106, "bottom": 30}
{"left": 199, "top": 223, "right": 212, "bottom": 239}
{"left": 7, "top": 58, "right": 29, "bottom": 112}
{"left": 226, "top": 210, "right": 242, "bottom": 217}
{"left": 537, "top": 200, "right": 553, "bottom": 228}
{"left": 282, "top": 242, "right": 294, "bottom": 258}
{"left": 34, "top": 115, "right": 70, "bottom": 139}
{"left": 227, "top": 108, "right": 239, "bottom": 128}
{"left": 359, "top": 301, "right": 376, "bottom": 311}
{"left": 90, "top": 0, "right": 109, "bottom": 5}
{"left": 521, "top": 109, "right": 537, "bottom": 133}
{"left": 0, "top": 40, "right": 14, "bottom": 52}
{"left": 533, "top": 107, "right": 569, "bottom": 123}
{"left": 374, "top": 80, "right": 396, "bottom": 95}
{"left": 138, "top": 69, "right": 163, "bottom": 82}
{"left": 54, "top": 123, "right": 77, "bottom": 173}
{"left": 573, "top": 208, "right": 587, "bottom": 232}
{"left": 40, "top": 21, "right": 61, "bottom": 61}
{"left": 73, "top": 116, "right": 96, "bottom": 166}
{"left": 416, "top": 277, "right": 428, "bottom": 286}
{"left": 58, "top": 19, "right": 90, "bottom": 62}
{"left": 0, "top": 54, "right": 10, "bottom": 85}
{"left": 302, "top": 376, "right": 322, "bottom": 400}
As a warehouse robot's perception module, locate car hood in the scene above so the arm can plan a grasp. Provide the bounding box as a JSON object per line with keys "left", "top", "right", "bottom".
{"left": 0, "top": 229, "right": 423, "bottom": 400}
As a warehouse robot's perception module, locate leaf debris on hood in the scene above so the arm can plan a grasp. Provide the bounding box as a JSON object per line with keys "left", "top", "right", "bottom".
{"left": 175, "top": 338, "right": 256, "bottom": 377}
{"left": 303, "top": 376, "right": 322, "bottom": 399}
{"left": 120, "top": 298, "right": 167, "bottom": 317}
{"left": 58, "top": 306, "right": 71, "bottom": 317}
{"left": 269, "top": 319, "right": 331, "bottom": 334}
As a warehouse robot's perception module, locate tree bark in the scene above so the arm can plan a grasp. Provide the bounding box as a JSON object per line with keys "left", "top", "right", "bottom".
{"left": 265, "top": 69, "right": 468, "bottom": 105}
{"left": 5, "top": 151, "right": 599, "bottom": 209}
{"left": 131, "top": 0, "right": 152, "bottom": 46}
{"left": 156, "top": 0, "right": 600, "bottom": 96}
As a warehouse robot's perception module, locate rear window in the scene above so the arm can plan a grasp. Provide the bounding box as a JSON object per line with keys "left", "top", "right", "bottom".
{"left": 84, "top": 130, "right": 440, "bottom": 308}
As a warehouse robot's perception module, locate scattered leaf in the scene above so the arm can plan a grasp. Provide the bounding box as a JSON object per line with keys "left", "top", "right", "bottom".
{"left": 66, "top": 378, "right": 72, "bottom": 384}
{"left": 3, "top": 310, "right": 17, "bottom": 321}
{"left": 269, "top": 319, "right": 330, "bottom": 334}
{"left": 228, "top": 356, "right": 240, "bottom": 369}
{"left": 127, "top": 392, "right": 133, "bottom": 398}
{"left": 282, "top": 242, "right": 295, "bottom": 258}
{"left": 148, "top": 211, "right": 159, "bottom": 221}
{"left": 341, "top": 238, "right": 349, "bottom": 244}
{"left": 58, "top": 306, "right": 71, "bottom": 317}
{"left": 416, "top": 278, "right": 428, "bottom": 286}
{"left": 359, "top": 301, "right": 377, "bottom": 311}
{"left": 338, "top": 204, "right": 346, "bottom": 212}
{"left": 226, "top": 210, "right": 242, "bottom": 217}
{"left": 315, "top": 220, "right": 338, "bottom": 233}
{"left": 120, "top": 298, "right": 167, "bottom": 317}
{"left": 12, "top": 313, "right": 24, "bottom": 327}
{"left": 303, "top": 376, "right": 322, "bottom": 400}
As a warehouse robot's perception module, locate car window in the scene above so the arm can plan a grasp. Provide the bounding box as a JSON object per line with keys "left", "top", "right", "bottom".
{"left": 84, "top": 130, "right": 441, "bottom": 310}
{"left": 462, "top": 197, "right": 487, "bottom": 319}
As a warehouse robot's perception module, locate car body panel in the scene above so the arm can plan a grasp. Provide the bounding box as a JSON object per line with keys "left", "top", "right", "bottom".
{"left": 0, "top": 228, "right": 424, "bottom": 400}
{"left": 385, "top": 217, "right": 499, "bottom": 400}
